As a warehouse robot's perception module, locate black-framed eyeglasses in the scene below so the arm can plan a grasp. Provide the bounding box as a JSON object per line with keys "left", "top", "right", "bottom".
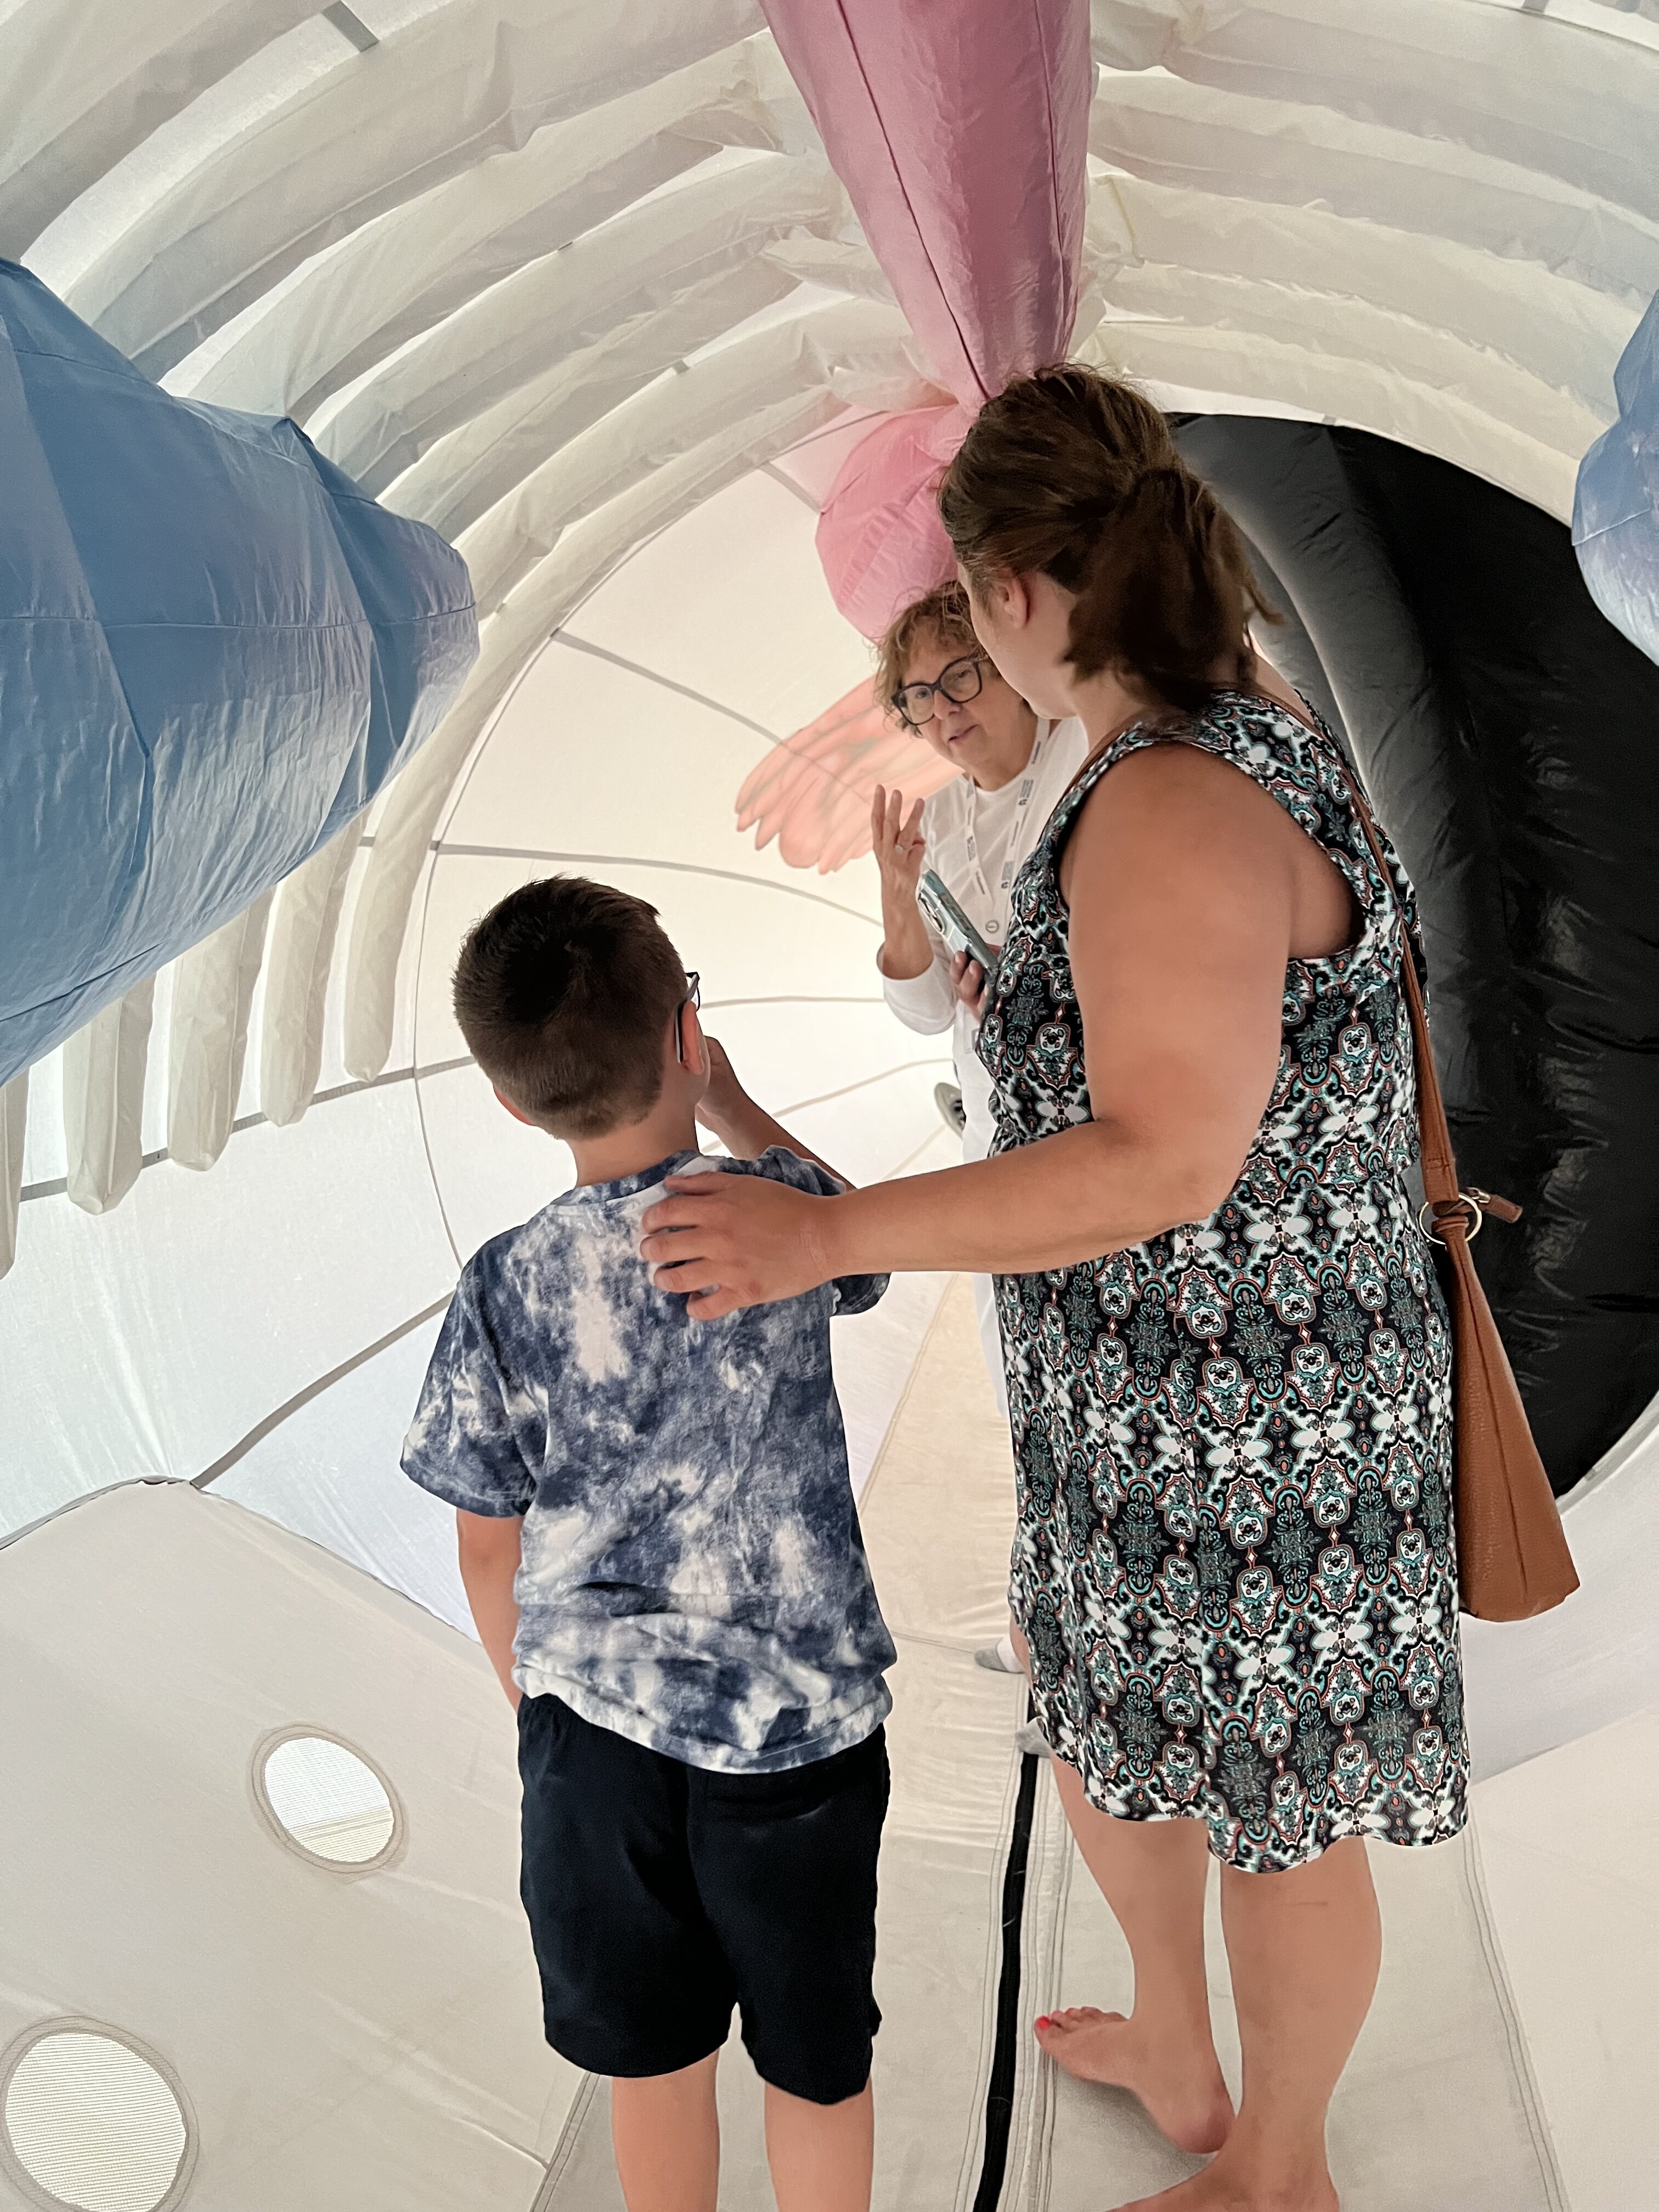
{"left": 675, "top": 971, "right": 701, "bottom": 1064}
{"left": 893, "top": 652, "right": 987, "bottom": 730}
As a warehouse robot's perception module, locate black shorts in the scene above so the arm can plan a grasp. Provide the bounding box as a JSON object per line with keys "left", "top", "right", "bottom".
{"left": 517, "top": 1694, "right": 889, "bottom": 2104}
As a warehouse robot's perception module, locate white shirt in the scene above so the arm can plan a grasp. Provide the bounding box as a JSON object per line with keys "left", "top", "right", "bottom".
{"left": 881, "top": 716, "right": 1089, "bottom": 1154}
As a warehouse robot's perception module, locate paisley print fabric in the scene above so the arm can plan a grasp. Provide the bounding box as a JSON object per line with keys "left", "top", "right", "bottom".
{"left": 979, "top": 692, "right": 1469, "bottom": 1872}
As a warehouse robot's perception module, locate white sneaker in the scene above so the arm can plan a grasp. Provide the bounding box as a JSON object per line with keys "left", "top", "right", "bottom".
{"left": 934, "top": 1081, "right": 967, "bottom": 1135}
{"left": 1014, "top": 1720, "right": 1052, "bottom": 1760}
{"left": 974, "top": 1634, "right": 1023, "bottom": 1674}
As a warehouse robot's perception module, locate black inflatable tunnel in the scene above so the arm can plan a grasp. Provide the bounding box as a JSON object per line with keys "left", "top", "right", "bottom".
{"left": 1170, "top": 417, "right": 1659, "bottom": 1494}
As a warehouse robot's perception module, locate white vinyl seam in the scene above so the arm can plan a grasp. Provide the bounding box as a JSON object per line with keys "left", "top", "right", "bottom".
{"left": 5, "top": 1, "right": 1652, "bottom": 1232}
{"left": 167, "top": 890, "right": 275, "bottom": 1175}
{"left": 387, "top": 254, "right": 802, "bottom": 540}
{"left": 1087, "top": 66, "right": 1659, "bottom": 311}
{"left": 258, "top": 825, "right": 366, "bottom": 1131}
{"left": 0, "top": 0, "right": 321, "bottom": 258}
{"left": 450, "top": 295, "right": 907, "bottom": 607}
{"left": 58, "top": 0, "right": 768, "bottom": 373}
{"left": 1090, "top": 0, "right": 1659, "bottom": 219}
{"left": 328, "top": 150, "right": 849, "bottom": 495}
{"left": 1088, "top": 170, "right": 1640, "bottom": 421}
{"left": 61, "top": 978, "right": 155, "bottom": 1214}
{"left": 1083, "top": 315, "right": 1585, "bottom": 520}
{"left": 0, "top": 1070, "right": 26, "bottom": 1274}
{"left": 167, "top": 41, "right": 795, "bottom": 420}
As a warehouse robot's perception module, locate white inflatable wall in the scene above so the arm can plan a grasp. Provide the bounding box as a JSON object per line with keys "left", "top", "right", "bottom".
{"left": 2, "top": 7, "right": 1656, "bottom": 2209}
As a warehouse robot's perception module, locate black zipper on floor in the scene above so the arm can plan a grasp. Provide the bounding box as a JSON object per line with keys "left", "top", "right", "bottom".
{"left": 970, "top": 1739, "right": 1041, "bottom": 2212}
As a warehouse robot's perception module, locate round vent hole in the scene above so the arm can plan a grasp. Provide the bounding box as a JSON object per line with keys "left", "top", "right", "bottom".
{"left": 259, "top": 1734, "right": 397, "bottom": 1865}
{"left": 2, "top": 2027, "right": 190, "bottom": 2212}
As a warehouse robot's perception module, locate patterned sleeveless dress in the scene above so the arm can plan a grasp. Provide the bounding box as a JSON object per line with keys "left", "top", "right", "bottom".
{"left": 979, "top": 692, "right": 1468, "bottom": 1873}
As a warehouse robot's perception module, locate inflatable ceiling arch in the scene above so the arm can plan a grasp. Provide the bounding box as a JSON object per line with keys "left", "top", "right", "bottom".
{"left": 2, "top": 5, "right": 1657, "bottom": 2210}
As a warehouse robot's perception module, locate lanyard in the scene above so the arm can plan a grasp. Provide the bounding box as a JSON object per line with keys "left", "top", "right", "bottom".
{"left": 960, "top": 721, "right": 1050, "bottom": 933}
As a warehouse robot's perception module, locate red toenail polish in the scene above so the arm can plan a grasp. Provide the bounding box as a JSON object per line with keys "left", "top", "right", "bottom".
{"left": 1035, "top": 2016, "right": 1052, "bottom": 2030}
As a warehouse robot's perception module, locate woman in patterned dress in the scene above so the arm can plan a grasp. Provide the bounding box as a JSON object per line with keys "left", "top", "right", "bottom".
{"left": 641, "top": 365, "right": 1465, "bottom": 2212}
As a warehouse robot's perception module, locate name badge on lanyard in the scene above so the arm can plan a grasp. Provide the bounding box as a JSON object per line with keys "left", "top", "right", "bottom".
{"left": 966, "top": 734, "right": 1047, "bottom": 934}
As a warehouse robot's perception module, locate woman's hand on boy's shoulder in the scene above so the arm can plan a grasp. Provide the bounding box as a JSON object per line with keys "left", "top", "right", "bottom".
{"left": 641, "top": 1170, "right": 834, "bottom": 1319}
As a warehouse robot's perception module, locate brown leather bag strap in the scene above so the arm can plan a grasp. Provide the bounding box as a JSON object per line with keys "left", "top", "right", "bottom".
{"left": 1249, "top": 687, "right": 1519, "bottom": 1229}
{"left": 1254, "top": 695, "right": 1571, "bottom": 1624}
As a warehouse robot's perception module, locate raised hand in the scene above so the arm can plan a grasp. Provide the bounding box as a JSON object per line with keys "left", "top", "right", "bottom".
{"left": 695, "top": 1036, "right": 745, "bottom": 1126}
{"left": 870, "top": 785, "right": 927, "bottom": 905}
{"left": 869, "top": 783, "right": 935, "bottom": 984}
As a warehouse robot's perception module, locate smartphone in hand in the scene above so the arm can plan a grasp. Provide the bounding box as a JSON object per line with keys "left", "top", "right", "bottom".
{"left": 917, "top": 869, "right": 998, "bottom": 985}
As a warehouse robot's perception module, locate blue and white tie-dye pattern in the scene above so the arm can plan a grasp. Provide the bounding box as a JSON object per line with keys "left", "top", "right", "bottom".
{"left": 403, "top": 1149, "right": 896, "bottom": 1772}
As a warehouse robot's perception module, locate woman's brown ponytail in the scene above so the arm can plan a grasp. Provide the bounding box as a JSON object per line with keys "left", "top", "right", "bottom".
{"left": 938, "top": 365, "right": 1276, "bottom": 713}
{"left": 1069, "top": 465, "right": 1256, "bottom": 711}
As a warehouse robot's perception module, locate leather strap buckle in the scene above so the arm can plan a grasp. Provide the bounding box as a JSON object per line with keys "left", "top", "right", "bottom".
{"left": 1419, "top": 1192, "right": 1486, "bottom": 1245}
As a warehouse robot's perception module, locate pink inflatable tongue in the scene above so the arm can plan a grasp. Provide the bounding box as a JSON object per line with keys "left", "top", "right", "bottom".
{"left": 760, "top": 0, "right": 1093, "bottom": 638}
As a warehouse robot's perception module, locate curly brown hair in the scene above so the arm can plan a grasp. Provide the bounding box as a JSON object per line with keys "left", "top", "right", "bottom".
{"left": 873, "top": 581, "right": 981, "bottom": 721}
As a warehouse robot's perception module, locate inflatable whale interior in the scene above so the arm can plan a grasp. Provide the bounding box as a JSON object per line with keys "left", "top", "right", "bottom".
{"left": 1, "top": 5, "right": 1656, "bottom": 2209}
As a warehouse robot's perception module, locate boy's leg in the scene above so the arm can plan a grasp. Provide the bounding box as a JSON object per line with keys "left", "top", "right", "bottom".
{"left": 517, "top": 1697, "right": 736, "bottom": 2204}
{"left": 612, "top": 2052, "right": 721, "bottom": 2212}
{"left": 687, "top": 1726, "right": 889, "bottom": 2212}
{"left": 763, "top": 2079, "right": 873, "bottom": 2212}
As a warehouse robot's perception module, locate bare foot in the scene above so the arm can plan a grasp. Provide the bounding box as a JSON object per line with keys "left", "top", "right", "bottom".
{"left": 1116, "top": 2155, "right": 1338, "bottom": 2211}
{"left": 1032, "top": 2007, "right": 1233, "bottom": 2154}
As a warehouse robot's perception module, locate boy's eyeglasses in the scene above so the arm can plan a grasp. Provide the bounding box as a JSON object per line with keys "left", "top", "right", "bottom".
{"left": 893, "top": 652, "right": 987, "bottom": 730}
{"left": 675, "top": 972, "right": 701, "bottom": 1064}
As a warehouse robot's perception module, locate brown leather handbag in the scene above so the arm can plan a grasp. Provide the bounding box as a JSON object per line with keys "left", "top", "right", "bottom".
{"left": 1342, "top": 772, "right": 1579, "bottom": 1621}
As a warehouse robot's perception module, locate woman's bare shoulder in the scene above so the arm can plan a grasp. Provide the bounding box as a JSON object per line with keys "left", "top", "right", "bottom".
{"left": 1073, "top": 727, "right": 1271, "bottom": 828}
{"left": 1067, "top": 701, "right": 1353, "bottom": 956}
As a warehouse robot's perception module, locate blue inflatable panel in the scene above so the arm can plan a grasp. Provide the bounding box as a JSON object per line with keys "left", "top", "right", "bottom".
{"left": 1574, "top": 289, "right": 1659, "bottom": 670}
{"left": 0, "top": 261, "right": 477, "bottom": 1087}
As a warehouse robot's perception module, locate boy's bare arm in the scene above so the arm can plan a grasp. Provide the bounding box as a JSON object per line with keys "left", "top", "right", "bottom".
{"left": 456, "top": 1508, "right": 524, "bottom": 1708}
{"left": 695, "top": 1038, "right": 856, "bottom": 1190}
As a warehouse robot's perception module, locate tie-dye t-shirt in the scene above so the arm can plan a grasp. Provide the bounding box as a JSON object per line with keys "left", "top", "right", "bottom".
{"left": 403, "top": 1148, "right": 896, "bottom": 1773}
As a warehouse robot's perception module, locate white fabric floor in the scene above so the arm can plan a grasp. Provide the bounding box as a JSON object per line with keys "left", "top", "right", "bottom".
{"left": 4, "top": 1277, "right": 1652, "bottom": 2210}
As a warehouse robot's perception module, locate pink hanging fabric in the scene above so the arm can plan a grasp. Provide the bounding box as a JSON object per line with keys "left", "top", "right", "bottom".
{"left": 735, "top": 678, "right": 956, "bottom": 873}
{"left": 761, "top": 0, "right": 1092, "bottom": 637}
{"left": 812, "top": 404, "right": 973, "bottom": 648}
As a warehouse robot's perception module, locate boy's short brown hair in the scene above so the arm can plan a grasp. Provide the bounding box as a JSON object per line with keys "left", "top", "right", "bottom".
{"left": 873, "top": 580, "right": 980, "bottom": 719}
{"left": 452, "top": 876, "right": 687, "bottom": 1139}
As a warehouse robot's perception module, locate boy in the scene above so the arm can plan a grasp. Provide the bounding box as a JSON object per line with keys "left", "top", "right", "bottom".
{"left": 402, "top": 876, "right": 895, "bottom": 2212}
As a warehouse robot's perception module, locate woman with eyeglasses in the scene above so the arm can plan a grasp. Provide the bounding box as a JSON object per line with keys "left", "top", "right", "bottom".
{"left": 642, "top": 364, "right": 1468, "bottom": 2212}
{"left": 869, "top": 584, "right": 1086, "bottom": 1425}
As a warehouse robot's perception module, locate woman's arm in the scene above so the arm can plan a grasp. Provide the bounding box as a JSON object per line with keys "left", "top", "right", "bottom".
{"left": 871, "top": 783, "right": 980, "bottom": 1032}
{"left": 642, "top": 743, "right": 1332, "bottom": 1315}
{"left": 872, "top": 783, "right": 960, "bottom": 1037}
{"left": 882, "top": 945, "right": 960, "bottom": 1034}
